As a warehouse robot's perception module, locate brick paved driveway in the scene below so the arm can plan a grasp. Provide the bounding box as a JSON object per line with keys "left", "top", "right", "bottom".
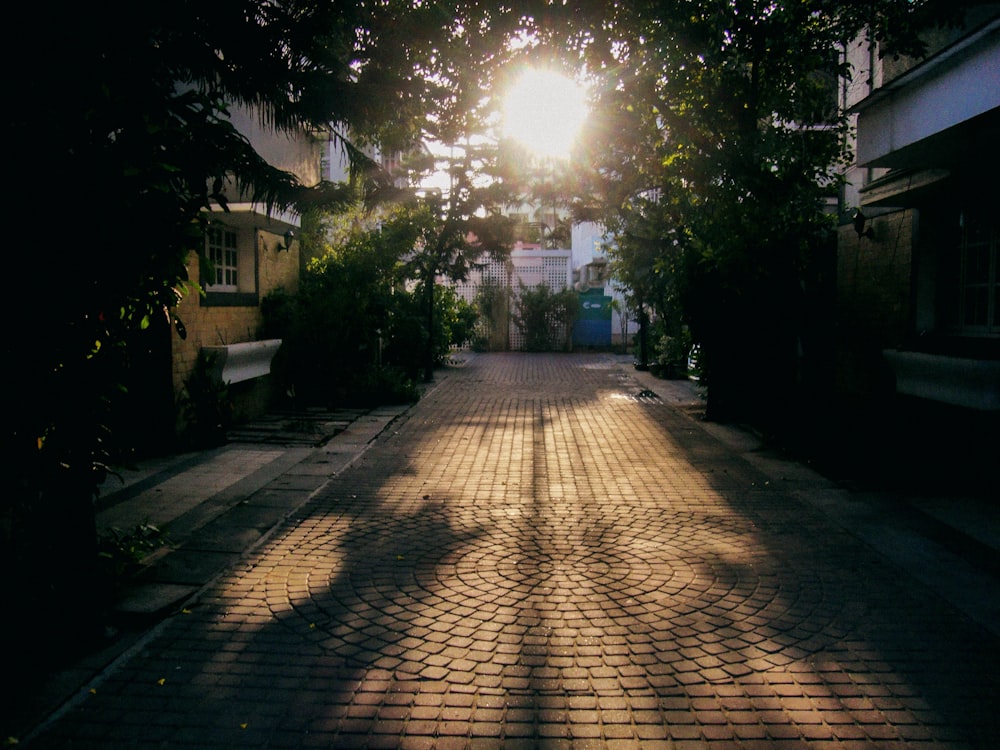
{"left": 30, "top": 353, "right": 1000, "bottom": 748}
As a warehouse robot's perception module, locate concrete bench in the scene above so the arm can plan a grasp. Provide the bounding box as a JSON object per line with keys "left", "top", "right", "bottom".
{"left": 202, "top": 339, "right": 282, "bottom": 385}
{"left": 883, "top": 350, "right": 1000, "bottom": 411}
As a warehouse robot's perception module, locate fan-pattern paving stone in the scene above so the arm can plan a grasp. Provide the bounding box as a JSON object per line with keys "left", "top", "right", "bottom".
{"left": 29, "top": 353, "right": 1000, "bottom": 748}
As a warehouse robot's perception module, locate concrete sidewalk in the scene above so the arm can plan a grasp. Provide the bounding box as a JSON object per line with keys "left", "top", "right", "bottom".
{"left": 7, "top": 400, "right": 421, "bottom": 743}
{"left": 98, "top": 405, "right": 416, "bottom": 624}
{"left": 13, "top": 352, "right": 1000, "bottom": 748}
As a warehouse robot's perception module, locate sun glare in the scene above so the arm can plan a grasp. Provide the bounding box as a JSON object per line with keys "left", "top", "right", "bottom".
{"left": 501, "top": 69, "right": 589, "bottom": 160}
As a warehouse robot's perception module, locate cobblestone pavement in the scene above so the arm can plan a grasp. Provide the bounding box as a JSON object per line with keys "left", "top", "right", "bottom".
{"left": 26, "top": 353, "right": 1000, "bottom": 748}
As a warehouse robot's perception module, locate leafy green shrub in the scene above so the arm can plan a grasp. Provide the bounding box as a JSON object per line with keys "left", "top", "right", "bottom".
{"left": 651, "top": 327, "right": 692, "bottom": 379}
{"left": 338, "top": 366, "right": 420, "bottom": 408}
{"left": 96, "top": 521, "right": 170, "bottom": 600}
{"left": 261, "top": 230, "right": 399, "bottom": 406}
{"left": 514, "top": 282, "right": 579, "bottom": 352}
{"left": 472, "top": 280, "right": 510, "bottom": 351}
{"left": 439, "top": 285, "right": 478, "bottom": 352}
{"left": 262, "top": 220, "right": 474, "bottom": 406}
{"left": 177, "top": 350, "right": 232, "bottom": 449}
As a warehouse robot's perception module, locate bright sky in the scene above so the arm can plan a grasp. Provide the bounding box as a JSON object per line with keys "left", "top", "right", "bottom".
{"left": 418, "top": 67, "right": 590, "bottom": 195}
{"left": 501, "top": 69, "right": 589, "bottom": 160}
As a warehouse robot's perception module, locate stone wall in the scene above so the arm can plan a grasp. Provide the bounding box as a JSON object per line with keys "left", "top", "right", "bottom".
{"left": 834, "top": 208, "right": 915, "bottom": 401}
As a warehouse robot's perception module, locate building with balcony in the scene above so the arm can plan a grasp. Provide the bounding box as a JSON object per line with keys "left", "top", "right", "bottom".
{"left": 834, "top": 6, "right": 999, "bottom": 487}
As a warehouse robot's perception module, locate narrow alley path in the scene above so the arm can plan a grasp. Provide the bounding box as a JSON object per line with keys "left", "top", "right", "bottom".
{"left": 27, "top": 353, "right": 1000, "bottom": 748}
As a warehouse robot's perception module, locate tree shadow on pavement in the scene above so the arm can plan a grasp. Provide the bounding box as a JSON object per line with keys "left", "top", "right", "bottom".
{"left": 23, "top": 352, "right": 1000, "bottom": 748}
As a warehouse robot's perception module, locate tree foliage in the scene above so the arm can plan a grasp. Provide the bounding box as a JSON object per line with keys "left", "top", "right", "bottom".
{"left": 264, "top": 204, "right": 485, "bottom": 403}
{"left": 0, "top": 0, "right": 528, "bottom": 666}
{"left": 1, "top": 0, "right": 966, "bottom": 672}
{"left": 393, "top": 139, "right": 520, "bottom": 376}
{"left": 539, "top": 0, "right": 966, "bottom": 430}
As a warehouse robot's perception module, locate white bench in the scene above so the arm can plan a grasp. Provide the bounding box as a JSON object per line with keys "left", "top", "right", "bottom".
{"left": 202, "top": 339, "right": 282, "bottom": 385}
{"left": 883, "top": 350, "right": 1000, "bottom": 411}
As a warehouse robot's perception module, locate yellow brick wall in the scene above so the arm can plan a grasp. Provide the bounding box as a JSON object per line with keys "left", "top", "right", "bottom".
{"left": 170, "top": 229, "right": 300, "bottom": 405}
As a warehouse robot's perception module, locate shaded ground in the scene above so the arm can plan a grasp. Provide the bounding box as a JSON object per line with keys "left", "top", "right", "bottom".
{"left": 17, "top": 353, "right": 1000, "bottom": 748}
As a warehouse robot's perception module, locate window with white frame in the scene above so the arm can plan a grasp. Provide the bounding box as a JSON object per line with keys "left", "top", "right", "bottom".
{"left": 958, "top": 209, "right": 999, "bottom": 335}
{"left": 206, "top": 225, "right": 239, "bottom": 291}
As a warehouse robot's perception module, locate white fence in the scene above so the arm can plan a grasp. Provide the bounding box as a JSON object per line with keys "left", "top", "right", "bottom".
{"left": 451, "top": 247, "right": 572, "bottom": 351}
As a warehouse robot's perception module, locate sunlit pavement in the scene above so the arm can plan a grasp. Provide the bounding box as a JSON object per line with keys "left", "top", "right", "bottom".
{"left": 26, "top": 353, "right": 1000, "bottom": 748}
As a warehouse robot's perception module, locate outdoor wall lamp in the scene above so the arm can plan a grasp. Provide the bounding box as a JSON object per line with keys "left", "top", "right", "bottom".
{"left": 853, "top": 209, "right": 875, "bottom": 240}
{"left": 260, "top": 230, "right": 296, "bottom": 252}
